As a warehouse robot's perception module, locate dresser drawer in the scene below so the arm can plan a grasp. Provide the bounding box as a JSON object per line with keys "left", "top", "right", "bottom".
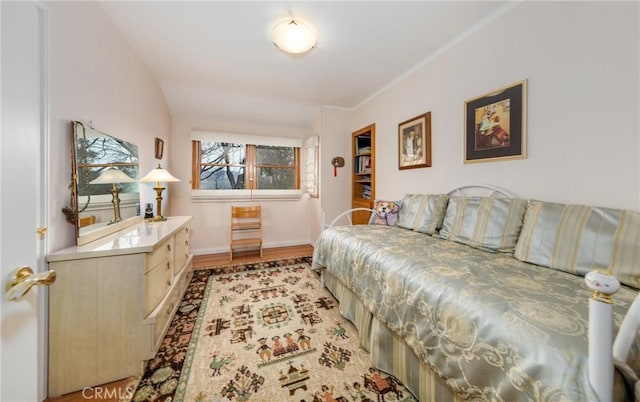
{"left": 146, "top": 237, "right": 174, "bottom": 273}
{"left": 145, "top": 262, "right": 172, "bottom": 315}
{"left": 152, "top": 267, "right": 192, "bottom": 349}
{"left": 174, "top": 226, "right": 190, "bottom": 275}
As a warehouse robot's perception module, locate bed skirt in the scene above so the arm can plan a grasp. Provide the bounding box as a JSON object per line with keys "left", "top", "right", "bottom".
{"left": 322, "top": 269, "right": 464, "bottom": 402}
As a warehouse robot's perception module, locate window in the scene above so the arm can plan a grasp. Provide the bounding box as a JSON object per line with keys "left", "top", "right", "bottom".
{"left": 192, "top": 141, "right": 300, "bottom": 191}
{"left": 255, "top": 145, "right": 297, "bottom": 189}
{"left": 195, "top": 142, "right": 246, "bottom": 189}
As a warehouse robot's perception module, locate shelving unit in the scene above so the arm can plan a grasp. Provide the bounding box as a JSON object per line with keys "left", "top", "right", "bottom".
{"left": 352, "top": 123, "right": 375, "bottom": 224}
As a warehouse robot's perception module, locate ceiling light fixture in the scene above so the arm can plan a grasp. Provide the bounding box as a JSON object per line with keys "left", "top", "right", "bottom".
{"left": 272, "top": 19, "right": 316, "bottom": 55}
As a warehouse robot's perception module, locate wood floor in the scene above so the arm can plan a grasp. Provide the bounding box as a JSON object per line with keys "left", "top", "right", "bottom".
{"left": 193, "top": 243, "right": 314, "bottom": 269}
{"left": 44, "top": 377, "right": 138, "bottom": 402}
{"left": 44, "top": 244, "right": 314, "bottom": 402}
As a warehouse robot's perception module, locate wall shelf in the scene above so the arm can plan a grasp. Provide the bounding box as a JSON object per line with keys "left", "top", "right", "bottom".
{"left": 351, "top": 123, "right": 375, "bottom": 224}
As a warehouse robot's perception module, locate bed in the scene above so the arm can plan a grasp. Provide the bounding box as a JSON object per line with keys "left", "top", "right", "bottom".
{"left": 312, "top": 185, "right": 640, "bottom": 401}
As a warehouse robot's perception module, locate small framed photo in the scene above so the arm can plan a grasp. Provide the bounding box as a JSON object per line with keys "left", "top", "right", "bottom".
{"left": 398, "top": 111, "right": 431, "bottom": 170}
{"left": 154, "top": 137, "right": 164, "bottom": 160}
{"left": 464, "top": 79, "right": 527, "bottom": 163}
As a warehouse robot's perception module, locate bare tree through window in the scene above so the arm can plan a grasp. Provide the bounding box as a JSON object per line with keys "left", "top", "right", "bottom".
{"left": 193, "top": 141, "right": 299, "bottom": 190}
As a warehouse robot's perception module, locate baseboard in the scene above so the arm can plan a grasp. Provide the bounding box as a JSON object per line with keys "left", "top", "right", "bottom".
{"left": 191, "top": 239, "right": 313, "bottom": 256}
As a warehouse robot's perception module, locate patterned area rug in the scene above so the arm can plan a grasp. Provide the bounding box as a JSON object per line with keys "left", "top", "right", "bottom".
{"left": 131, "top": 257, "right": 416, "bottom": 402}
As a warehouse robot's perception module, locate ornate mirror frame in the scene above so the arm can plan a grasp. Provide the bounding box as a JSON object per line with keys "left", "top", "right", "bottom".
{"left": 67, "top": 121, "right": 142, "bottom": 245}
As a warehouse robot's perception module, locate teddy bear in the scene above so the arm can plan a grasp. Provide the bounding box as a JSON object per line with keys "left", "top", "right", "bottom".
{"left": 372, "top": 201, "right": 400, "bottom": 226}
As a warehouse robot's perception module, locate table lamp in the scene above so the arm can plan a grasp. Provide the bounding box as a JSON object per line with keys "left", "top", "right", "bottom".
{"left": 89, "top": 168, "right": 136, "bottom": 224}
{"left": 139, "top": 164, "right": 180, "bottom": 221}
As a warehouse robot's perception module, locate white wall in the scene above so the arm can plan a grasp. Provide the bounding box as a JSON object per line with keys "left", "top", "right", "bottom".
{"left": 47, "top": 2, "right": 172, "bottom": 253}
{"left": 333, "top": 1, "right": 639, "bottom": 212}
{"left": 169, "top": 115, "right": 314, "bottom": 254}
{"left": 318, "top": 107, "right": 353, "bottom": 232}
{"left": 45, "top": 1, "right": 640, "bottom": 254}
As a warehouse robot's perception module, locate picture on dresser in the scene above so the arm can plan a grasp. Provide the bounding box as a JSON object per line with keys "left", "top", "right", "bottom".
{"left": 464, "top": 79, "right": 527, "bottom": 163}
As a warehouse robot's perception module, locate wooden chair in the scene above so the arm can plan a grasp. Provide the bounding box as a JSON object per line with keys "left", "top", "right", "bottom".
{"left": 230, "top": 205, "right": 263, "bottom": 261}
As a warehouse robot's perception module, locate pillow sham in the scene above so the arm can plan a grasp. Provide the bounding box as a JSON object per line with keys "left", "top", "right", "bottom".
{"left": 439, "top": 196, "right": 528, "bottom": 253}
{"left": 369, "top": 200, "right": 401, "bottom": 226}
{"left": 514, "top": 200, "right": 640, "bottom": 289}
{"left": 396, "top": 193, "right": 449, "bottom": 235}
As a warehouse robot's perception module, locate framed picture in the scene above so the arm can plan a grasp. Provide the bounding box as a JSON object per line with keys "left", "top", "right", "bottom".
{"left": 464, "top": 79, "right": 527, "bottom": 163}
{"left": 154, "top": 137, "right": 164, "bottom": 160}
{"left": 398, "top": 111, "right": 431, "bottom": 170}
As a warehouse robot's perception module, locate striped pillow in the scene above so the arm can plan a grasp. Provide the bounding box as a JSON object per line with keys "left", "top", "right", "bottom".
{"left": 439, "top": 196, "right": 528, "bottom": 253}
{"left": 396, "top": 194, "right": 449, "bottom": 235}
{"left": 514, "top": 200, "right": 640, "bottom": 289}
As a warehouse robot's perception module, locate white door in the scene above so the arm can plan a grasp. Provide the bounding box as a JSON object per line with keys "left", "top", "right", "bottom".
{"left": 1, "top": 2, "right": 49, "bottom": 401}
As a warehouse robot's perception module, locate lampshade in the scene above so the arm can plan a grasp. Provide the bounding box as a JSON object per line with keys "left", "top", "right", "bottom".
{"left": 272, "top": 19, "right": 316, "bottom": 54}
{"left": 90, "top": 168, "right": 136, "bottom": 184}
{"left": 139, "top": 164, "right": 180, "bottom": 184}
{"left": 89, "top": 168, "right": 136, "bottom": 225}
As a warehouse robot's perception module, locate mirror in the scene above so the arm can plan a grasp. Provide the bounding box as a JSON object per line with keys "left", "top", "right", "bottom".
{"left": 68, "top": 121, "right": 141, "bottom": 245}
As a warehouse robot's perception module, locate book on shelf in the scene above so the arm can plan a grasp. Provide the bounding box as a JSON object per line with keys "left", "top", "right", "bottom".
{"left": 361, "top": 184, "right": 372, "bottom": 199}
{"left": 356, "top": 135, "right": 371, "bottom": 155}
{"left": 358, "top": 155, "right": 371, "bottom": 173}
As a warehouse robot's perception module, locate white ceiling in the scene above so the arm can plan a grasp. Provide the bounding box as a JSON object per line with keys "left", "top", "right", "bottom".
{"left": 99, "top": 1, "right": 509, "bottom": 129}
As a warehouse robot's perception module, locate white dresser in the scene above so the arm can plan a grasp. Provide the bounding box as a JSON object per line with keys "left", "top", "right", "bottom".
{"left": 47, "top": 216, "right": 193, "bottom": 397}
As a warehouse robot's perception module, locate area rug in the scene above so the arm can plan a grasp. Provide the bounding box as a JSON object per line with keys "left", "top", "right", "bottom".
{"left": 130, "top": 257, "right": 416, "bottom": 402}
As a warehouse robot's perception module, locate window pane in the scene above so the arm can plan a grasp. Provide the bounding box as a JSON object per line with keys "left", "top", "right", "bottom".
{"left": 201, "top": 141, "right": 245, "bottom": 165}
{"left": 256, "top": 145, "right": 294, "bottom": 166}
{"left": 201, "top": 166, "right": 245, "bottom": 189}
{"left": 79, "top": 137, "right": 139, "bottom": 165}
{"left": 257, "top": 167, "right": 294, "bottom": 189}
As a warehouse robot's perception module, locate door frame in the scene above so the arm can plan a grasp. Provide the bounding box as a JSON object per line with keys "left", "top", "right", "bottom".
{"left": 37, "top": 2, "right": 50, "bottom": 400}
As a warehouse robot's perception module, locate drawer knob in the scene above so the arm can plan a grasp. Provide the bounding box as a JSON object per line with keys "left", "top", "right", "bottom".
{"left": 166, "top": 303, "right": 174, "bottom": 315}
{"left": 167, "top": 244, "right": 172, "bottom": 252}
{"left": 166, "top": 262, "right": 171, "bottom": 270}
{"left": 166, "top": 279, "right": 171, "bottom": 286}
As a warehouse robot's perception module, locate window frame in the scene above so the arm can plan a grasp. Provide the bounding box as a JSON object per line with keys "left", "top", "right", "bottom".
{"left": 302, "top": 136, "right": 319, "bottom": 198}
{"left": 191, "top": 139, "right": 303, "bottom": 202}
